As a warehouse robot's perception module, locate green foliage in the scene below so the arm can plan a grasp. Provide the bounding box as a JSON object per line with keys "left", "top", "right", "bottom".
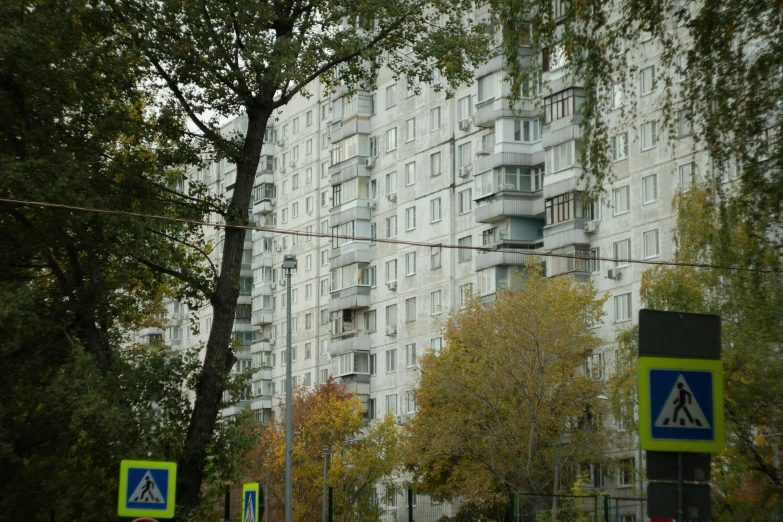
{"left": 0, "top": 0, "right": 228, "bottom": 519}
{"left": 639, "top": 184, "right": 783, "bottom": 519}
{"left": 490, "top": 0, "right": 783, "bottom": 214}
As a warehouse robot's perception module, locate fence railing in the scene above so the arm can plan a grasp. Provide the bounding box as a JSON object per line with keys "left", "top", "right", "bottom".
{"left": 220, "top": 486, "right": 645, "bottom": 522}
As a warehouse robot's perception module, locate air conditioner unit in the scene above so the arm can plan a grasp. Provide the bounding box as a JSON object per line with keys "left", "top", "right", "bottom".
{"left": 275, "top": 245, "right": 282, "bottom": 252}
{"left": 476, "top": 146, "right": 491, "bottom": 156}
{"left": 279, "top": 166, "right": 286, "bottom": 174}
{"left": 270, "top": 198, "right": 277, "bottom": 207}
{"left": 396, "top": 415, "right": 408, "bottom": 425}
{"left": 289, "top": 161, "right": 296, "bottom": 168}
{"left": 458, "top": 167, "right": 470, "bottom": 178}
{"left": 387, "top": 280, "right": 397, "bottom": 291}
{"left": 278, "top": 279, "right": 287, "bottom": 287}
{"left": 458, "top": 119, "right": 470, "bottom": 131}
{"left": 270, "top": 282, "right": 276, "bottom": 289}
{"left": 606, "top": 268, "right": 622, "bottom": 280}
{"left": 270, "top": 338, "right": 276, "bottom": 346}
{"left": 367, "top": 201, "right": 377, "bottom": 209}
{"left": 365, "top": 157, "right": 376, "bottom": 168}
{"left": 584, "top": 221, "right": 598, "bottom": 233}
{"left": 277, "top": 139, "right": 286, "bottom": 147}
{"left": 387, "top": 192, "right": 397, "bottom": 203}
{"left": 499, "top": 231, "right": 509, "bottom": 239}
{"left": 385, "top": 325, "right": 397, "bottom": 336}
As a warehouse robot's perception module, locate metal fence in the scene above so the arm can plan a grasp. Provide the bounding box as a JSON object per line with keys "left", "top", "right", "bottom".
{"left": 220, "top": 487, "right": 645, "bottom": 522}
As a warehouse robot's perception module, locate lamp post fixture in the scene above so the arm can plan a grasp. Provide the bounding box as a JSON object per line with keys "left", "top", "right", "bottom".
{"left": 282, "top": 254, "right": 297, "bottom": 522}
{"left": 322, "top": 445, "right": 330, "bottom": 522}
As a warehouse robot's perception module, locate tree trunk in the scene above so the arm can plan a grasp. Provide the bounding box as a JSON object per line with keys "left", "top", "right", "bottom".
{"left": 176, "top": 105, "right": 271, "bottom": 515}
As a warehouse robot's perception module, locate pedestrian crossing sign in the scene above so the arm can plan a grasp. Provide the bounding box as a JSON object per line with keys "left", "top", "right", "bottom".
{"left": 118, "top": 460, "right": 177, "bottom": 518}
{"left": 243, "top": 483, "right": 260, "bottom": 522}
{"left": 638, "top": 357, "right": 724, "bottom": 452}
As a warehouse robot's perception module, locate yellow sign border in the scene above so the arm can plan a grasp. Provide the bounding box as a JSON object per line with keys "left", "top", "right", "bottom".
{"left": 638, "top": 357, "right": 724, "bottom": 453}
{"left": 242, "top": 483, "right": 260, "bottom": 522}
{"left": 118, "top": 459, "right": 177, "bottom": 518}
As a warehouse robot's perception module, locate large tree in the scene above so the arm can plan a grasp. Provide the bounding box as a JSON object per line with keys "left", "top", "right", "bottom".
{"left": 639, "top": 184, "right": 783, "bottom": 520}
{"left": 245, "top": 379, "right": 403, "bottom": 522}
{"left": 107, "top": 0, "right": 493, "bottom": 511}
{"left": 0, "top": 0, "right": 230, "bottom": 518}
{"left": 407, "top": 261, "right": 609, "bottom": 514}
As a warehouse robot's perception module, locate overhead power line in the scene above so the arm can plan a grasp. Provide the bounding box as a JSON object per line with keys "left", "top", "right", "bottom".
{"left": 0, "top": 196, "right": 778, "bottom": 274}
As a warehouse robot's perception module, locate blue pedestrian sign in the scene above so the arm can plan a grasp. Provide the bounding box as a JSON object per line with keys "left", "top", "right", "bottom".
{"left": 638, "top": 357, "right": 724, "bottom": 453}
{"left": 243, "top": 483, "right": 260, "bottom": 522}
{"left": 118, "top": 460, "right": 177, "bottom": 518}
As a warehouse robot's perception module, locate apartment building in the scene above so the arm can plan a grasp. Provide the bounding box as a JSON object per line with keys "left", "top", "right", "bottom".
{"left": 145, "top": 13, "right": 714, "bottom": 518}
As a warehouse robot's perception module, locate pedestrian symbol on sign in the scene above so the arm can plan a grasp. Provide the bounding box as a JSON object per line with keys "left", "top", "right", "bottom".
{"left": 127, "top": 470, "right": 166, "bottom": 505}
{"left": 654, "top": 374, "right": 710, "bottom": 429}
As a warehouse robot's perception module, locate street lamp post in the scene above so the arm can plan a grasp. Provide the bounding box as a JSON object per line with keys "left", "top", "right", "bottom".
{"left": 322, "top": 445, "right": 330, "bottom": 522}
{"left": 283, "top": 254, "right": 297, "bottom": 522}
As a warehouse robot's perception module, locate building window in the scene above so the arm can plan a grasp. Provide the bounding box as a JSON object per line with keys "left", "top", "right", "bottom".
{"left": 640, "top": 65, "right": 655, "bottom": 96}
{"left": 619, "top": 459, "right": 635, "bottom": 486}
{"left": 611, "top": 82, "right": 624, "bottom": 109}
{"left": 369, "top": 354, "right": 377, "bottom": 376}
{"left": 612, "top": 186, "right": 630, "bottom": 215}
{"left": 459, "top": 283, "right": 473, "bottom": 308}
{"left": 386, "top": 350, "right": 397, "bottom": 373}
{"left": 306, "top": 110, "right": 313, "bottom": 126}
{"left": 430, "top": 152, "right": 442, "bottom": 177}
{"left": 458, "top": 236, "right": 472, "bottom": 263}
{"left": 458, "top": 142, "right": 472, "bottom": 168}
{"left": 612, "top": 133, "right": 628, "bottom": 161}
{"left": 365, "top": 310, "right": 377, "bottom": 332}
{"left": 552, "top": 141, "right": 575, "bottom": 171}
{"left": 405, "top": 118, "right": 416, "bottom": 142}
{"left": 405, "top": 206, "right": 416, "bottom": 231}
{"left": 386, "top": 215, "right": 398, "bottom": 238}
{"left": 386, "top": 128, "right": 397, "bottom": 152}
{"left": 405, "top": 297, "right": 416, "bottom": 322}
{"left": 386, "top": 304, "right": 397, "bottom": 328}
{"left": 431, "top": 245, "right": 442, "bottom": 269}
{"left": 613, "top": 239, "right": 631, "bottom": 267}
{"left": 458, "top": 96, "right": 472, "bottom": 121}
{"left": 405, "top": 161, "right": 416, "bottom": 185}
{"left": 641, "top": 121, "right": 657, "bottom": 150}
{"left": 406, "top": 251, "right": 416, "bottom": 275}
{"left": 678, "top": 108, "right": 693, "bottom": 137}
{"left": 405, "top": 344, "right": 418, "bottom": 368}
{"left": 386, "top": 171, "right": 397, "bottom": 196}
{"left": 615, "top": 293, "right": 632, "bottom": 323}
{"left": 643, "top": 229, "right": 660, "bottom": 258}
{"left": 679, "top": 162, "right": 696, "bottom": 187}
{"left": 431, "top": 337, "right": 443, "bottom": 355}
{"left": 458, "top": 189, "right": 472, "bottom": 214}
{"left": 431, "top": 290, "right": 442, "bottom": 315}
{"left": 386, "top": 259, "right": 397, "bottom": 282}
{"left": 370, "top": 93, "right": 376, "bottom": 116}
{"left": 430, "top": 107, "right": 441, "bottom": 131}
{"left": 405, "top": 390, "right": 416, "bottom": 413}
{"left": 385, "top": 83, "right": 397, "bottom": 109}
{"left": 642, "top": 174, "right": 658, "bottom": 204}
{"left": 477, "top": 73, "right": 496, "bottom": 102}
{"left": 430, "top": 198, "right": 442, "bottom": 223}
{"left": 385, "top": 393, "right": 398, "bottom": 414}
{"left": 544, "top": 88, "right": 580, "bottom": 124}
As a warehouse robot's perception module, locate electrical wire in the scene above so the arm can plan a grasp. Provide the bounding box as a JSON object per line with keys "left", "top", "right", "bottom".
{"left": 0, "top": 196, "right": 778, "bottom": 274}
